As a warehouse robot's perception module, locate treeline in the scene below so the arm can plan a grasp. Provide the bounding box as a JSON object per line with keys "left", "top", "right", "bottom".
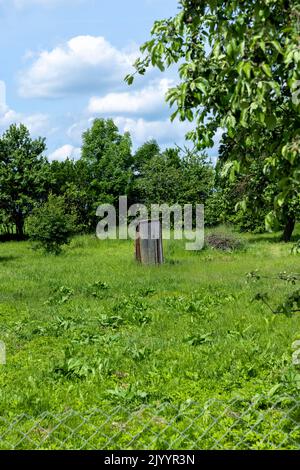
{"left": 0, "top": 118, "right": 298, "bottom": 240}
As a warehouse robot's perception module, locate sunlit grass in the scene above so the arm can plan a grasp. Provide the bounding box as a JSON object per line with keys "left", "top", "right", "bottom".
{"left": 0, "top": 227, "right": 299, "bottom": 420}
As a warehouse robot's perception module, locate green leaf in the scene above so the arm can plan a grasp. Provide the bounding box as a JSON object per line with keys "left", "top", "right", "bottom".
{"left": 265, "top": 211, "right": 280, "bottom": 232}
{"left": 274, "top": 193, "right": 286, "bottom": 208}
{"left": 271, "top": 40, "right": 284, "bottom": 55}
{"left": 124, "top": 74, "right": 134, "bottom": 86}
{"left": 265, "top": 114, "right": 277, "bottom": 130}
{"left": 195, "top": 81, "right": 206, "bottom": 94}
{"left": 267, "top": 384, "right": 281, "bottom": 397}
{"left": 221, "top": 161, "right": 240, "bottom": 182}
{"left": 259, "top": 41, "right": 266, "bottom": 53}
{"left": 242, "top": 61, "right": 252, "bottom": 79}
{"left": 170, "top": 109, "right": 179, "bottom": 122}
{"left": 186, "top": 109, "right": 194, "bottom": 122}
{"left": 156, "top": 61, "right": 165, "bottom": 72}
{"left": 235, "top": 199, "right": 247, "bottom": 212}
{"left": 262, "top": 63, "right": 272, "bottom": 78}
{"left": 227, "top": 114, "right": 236, "bottom": 128}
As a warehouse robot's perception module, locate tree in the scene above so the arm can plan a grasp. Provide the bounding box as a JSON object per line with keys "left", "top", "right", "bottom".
{"left": 136, "top": 148, "right": 183, "bottom": 205}
{"left": 133, "top": 140, "right": 161, "bottom": 175}
{"left": 81, "top": 119, "right": 133, "bottom": 213}
{"left": 126, "top": 0, "right": 300, "bottom": 241}
{"left": 0, "top": 124, "right": 49, "bottom": 237}
{"left": 49, "top": 158, "right": 92, "bottom": 231}
{"left": 179, "top": 148, "right": 214, "bottom": 206}
{"left": 48, "top": 120, "right": 134, "bottom": 233}
{"left": 130, "top": 140, "right": 161, "bottom": 205}
{"left": 135, "top": 145, "right": 214, "bottom": 208}
{"left": 27, "top": 194, "right": 77, "bottom": 254}
{"left": 214, "top": 135, "right": 277, "bottom": 232}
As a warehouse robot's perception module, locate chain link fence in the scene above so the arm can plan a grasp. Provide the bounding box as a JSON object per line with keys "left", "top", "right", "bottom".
{"left": 0, "top": 394, "right": 299, "bottom": 450}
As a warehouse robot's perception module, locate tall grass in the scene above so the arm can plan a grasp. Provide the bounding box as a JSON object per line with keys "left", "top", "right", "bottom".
{"left": 0, "top": 227, "right": 299, "bottom": 418}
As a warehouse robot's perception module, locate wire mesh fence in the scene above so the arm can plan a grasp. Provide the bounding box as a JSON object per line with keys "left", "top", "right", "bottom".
{"left": 0, "top": 394, "right": 299, "bottom": 450}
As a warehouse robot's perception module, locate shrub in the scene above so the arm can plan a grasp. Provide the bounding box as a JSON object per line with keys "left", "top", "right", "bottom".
{"left": 27, "top": 194, "right": 77, "bottom": 254}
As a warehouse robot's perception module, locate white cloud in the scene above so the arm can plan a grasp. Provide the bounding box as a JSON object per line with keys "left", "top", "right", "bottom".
{"left": 66, "top": 113, "right": 193, "bottom": 149}
{"left": 0, "top": 79, "right": 50, "bottom": 136}
{"left": 67, "top": 117, "right": 95, "bottom": 145}
{"left": 213, "top": 127, "right": 224, "bottom": 147}
{"left": 22, "top": 113, "right": 51, "bottom": 135}
{"left": 87, "top": 78, "right": 173, "bottom": 116}
{"left": 0, "top": 108, "right": 19, "bottom": 129}
{"left": 0, "top": 81, "right": 15, "bottom": 128}
{"left": 0, "top": 107, "right": 50, "bottom": 136}
{"left": 19, "top": 35, "right": 138, "bottom": 98}
{"left": 114, "top": 116, "right": 193, "bottom": 148}
{"left": 48, "top": 144, "right": 81, "bottom": 162}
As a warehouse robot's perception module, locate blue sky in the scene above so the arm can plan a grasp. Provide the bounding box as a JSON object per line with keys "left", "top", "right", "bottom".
{"left": 0, "top": 0, "right": 220, "bottom": 160}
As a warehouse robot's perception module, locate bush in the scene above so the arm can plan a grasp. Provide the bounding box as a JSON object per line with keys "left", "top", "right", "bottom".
{"left": 27, "top": 194, "right": 77, "bottom": 254}
{"left": 206, "top": 232, "right": 244, "bottom": 252}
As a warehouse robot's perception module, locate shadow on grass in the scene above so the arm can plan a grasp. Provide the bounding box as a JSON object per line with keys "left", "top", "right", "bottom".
{"left": 246, "top": 233, "right": 299, "bottom": 244}
{"left": 0, "top": 233, "right": 28, "bottom": 242}
{"left": 0, "top": 255, "right": 20, "bottom": 263}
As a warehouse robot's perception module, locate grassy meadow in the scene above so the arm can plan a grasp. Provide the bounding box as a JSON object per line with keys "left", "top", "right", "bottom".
{"left": 0, "top": 226, "right": 300, "bottom": 448}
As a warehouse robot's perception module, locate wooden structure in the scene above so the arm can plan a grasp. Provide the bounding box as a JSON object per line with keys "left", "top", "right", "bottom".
{"left": 135, "top": 220, "right": 163, "bottom": 265}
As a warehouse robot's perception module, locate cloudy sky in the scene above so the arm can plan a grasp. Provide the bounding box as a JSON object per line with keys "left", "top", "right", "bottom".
{"left": 0, "top": 0, "right": 220, "bottom": 161}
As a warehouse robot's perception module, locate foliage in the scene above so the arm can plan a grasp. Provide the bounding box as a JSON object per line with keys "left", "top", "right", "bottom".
{"left": 81, "top": 118, "right": 133, "bottom": 209}
{"left": 133, "top": 139, "right": 160, "bottom": 176}
{"left": 0, "top": 119, "right": 216, "bottom": 239}
{"left": 250, "top": 269, "right": 300, "bottom": 315}
{"left": 203, "top": 190, "right": 224, "bottom": 227}
{"left": 135, "top": 147, "right": 183, "bottom": 205}
{"left": 0, "top": 116, "right": 284, "bottom": 239}
{"left": 216, "top": 135, "right": 277, "bottom": 232}
{"left": 178, "top": 148, "right": 214, "bottom": 205}
{"left": 127, "top": 0, "right": 300, "bottom": 240}
{"left": 135, "top": 145, "right": 214, "bottom": 207}
{"left": 49, "top": 118, "right": 134, "bottom": 231}
{"left": 49, "top": 159, "right": 92, "bottom": 232}
{"left": 0, "top": 124, "right": 49, "bottom": 237}
{"left": 0, "top": 228, "right": 299, "bottom": 426}
{"left": 27, "top": 194, "right": 77, "bottom": 254}
{"left": 292, "top": 239, "right": 300, "bottom": 254}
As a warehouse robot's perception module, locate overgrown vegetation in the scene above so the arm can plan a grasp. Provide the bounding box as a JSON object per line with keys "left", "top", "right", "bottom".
{"left": 0, "top": 0, "right": 300, "bottom": 450}
{"left": 127, "top": 0, "right": 300, "bottom": 241}
{"left": 0, "top": 119, "right": 299, "bottom": 242}
{"left": 27, "top": 194, "right": 77, "bottom": 254}
{"left": 0, "top": 230, "right": 299, "bottom": 433}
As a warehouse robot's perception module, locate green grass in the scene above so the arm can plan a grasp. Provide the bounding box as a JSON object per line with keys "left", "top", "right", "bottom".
{"left": 0, "top": 226, "right": 300, "bottom": 448}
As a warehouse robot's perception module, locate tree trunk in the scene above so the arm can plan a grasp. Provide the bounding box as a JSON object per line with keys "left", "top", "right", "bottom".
{"left": 282, "top": 215, "right": 295, "bottom": 243}
{"left": 15, "top": 216, "right": 24, "bottom": 239}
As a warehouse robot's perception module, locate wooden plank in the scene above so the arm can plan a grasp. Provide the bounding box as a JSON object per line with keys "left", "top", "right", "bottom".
{"left": 135, "top": 220, "right": 163, "bottom": 265}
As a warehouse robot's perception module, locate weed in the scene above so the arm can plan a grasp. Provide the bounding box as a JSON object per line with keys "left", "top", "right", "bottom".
{"left": 184, "top": 332, "right": 213, "bottom": 346}
{"left": 127, "top": 345, "right": 152, "bottom": 361}
{"left": 86, "top": 281, "right": 109, "bottom": 298}
{"left": 98, "top": 314, "right": 124, "bottom": 329}
{"left": 1, "top": 229, "right": 299, "bottom": 430}
{"left": 45, "top": 286, "right": 74, "bottom": 306}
